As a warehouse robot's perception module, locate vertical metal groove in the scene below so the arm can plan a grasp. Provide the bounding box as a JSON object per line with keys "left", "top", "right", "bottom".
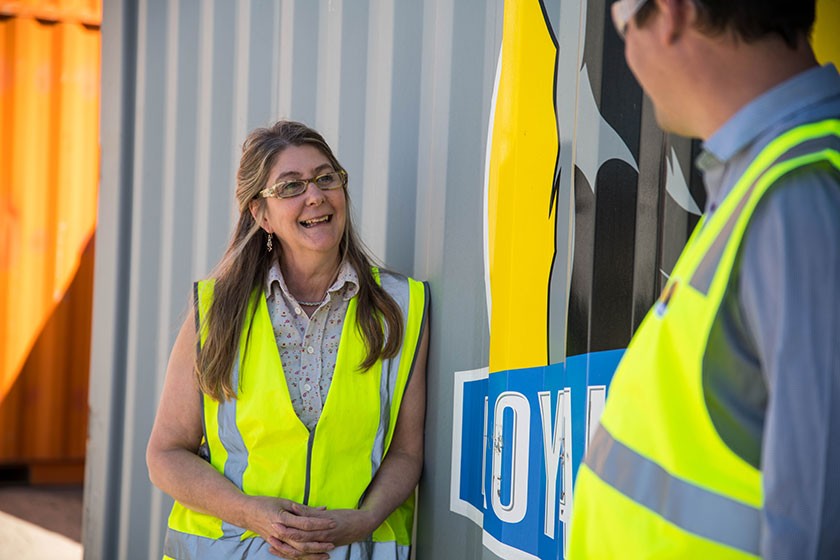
{"left": 115, "top": 0, "right": 153, "bottom": 552}
{"left": 316, "top": 0, "right": 342, "bottom": 142}
{"left": 414, "top": 0, "right": 453, "bottom": 279}
{"left": 192, "top": 0, "right": 213, "bottom": 278}
{"left": 85, "top": 0, "right": 133, "bottom": 555}
{"left": 232, "top": 0, "right": 250, "bottom": 180}
{"left": 277, "top": 0, "right": 294, "bottom": 120}
{"left": 360, "top": 0, "right": 395, "bottom": 261}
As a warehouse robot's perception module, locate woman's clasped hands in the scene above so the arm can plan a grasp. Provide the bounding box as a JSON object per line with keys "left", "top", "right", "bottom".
{"left": 247, "top": 496, "right": 377, "bottom": 559}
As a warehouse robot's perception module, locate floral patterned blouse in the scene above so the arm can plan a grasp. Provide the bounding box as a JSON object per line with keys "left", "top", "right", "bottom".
{"left": 264, "top": 260, "right": 359, "bottom": 431}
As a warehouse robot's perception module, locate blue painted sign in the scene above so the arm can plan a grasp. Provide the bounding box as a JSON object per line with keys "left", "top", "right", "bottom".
{"left": 450, "top": 350, "right": 623, "bottom": 559}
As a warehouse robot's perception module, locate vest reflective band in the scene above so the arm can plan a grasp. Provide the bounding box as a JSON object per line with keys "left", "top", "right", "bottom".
{"left": 570, "top": 119, "right": 840, "bottom": 559}
{"left": 163, "top": 268, "right": 428, "bottom": 560}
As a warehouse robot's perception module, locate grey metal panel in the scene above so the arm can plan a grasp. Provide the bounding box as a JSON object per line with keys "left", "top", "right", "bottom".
{"left": 246, "top": 0, "right": 282, "bottom": 132}
{"left": 359, "top": 0, "right": 395, "bottom": 260}
{"left": 337, "top": 1, "right": 370, "bottom": 200}
{"left": 84, "top": 0, "right": 137, "bottom": 556}
{"left": 115, "top": 0, "right": 170, "bottom": 555}
{"left": 290, "top": 1, "right": 319, "bottom": 125}
{"left": 384, "top": 1, "right": 424, "bottom": 274}
{"left": 208, "top": 0, "right": 241, "bottom": 250}
{"left": 418, "top": 0, "right": 501, "bottom": 557}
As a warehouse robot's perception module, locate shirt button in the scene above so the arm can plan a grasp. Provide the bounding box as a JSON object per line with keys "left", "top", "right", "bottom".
{"left": 306, "top": 346, "right": 314, "bottom": 354}
{"left": 295, "top": 307, "right": 302, "bottom": 315}
{"left": 303, "top": 383, "right": 312, "bottom": 392}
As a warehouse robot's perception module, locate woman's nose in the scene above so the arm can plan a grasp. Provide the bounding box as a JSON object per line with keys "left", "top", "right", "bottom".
{"left": 303, "top": 181, "right": 325, "bottom": 204}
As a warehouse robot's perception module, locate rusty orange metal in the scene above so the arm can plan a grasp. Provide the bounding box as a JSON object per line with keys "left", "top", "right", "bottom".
{"left": 0, "top": 0, "right": 101, "bottom": 26}
{"left": 0, "top": 0, "right": 100, "bottom": 480}
{"left": 0, "top": 238, "right": 93, "bottom": 479}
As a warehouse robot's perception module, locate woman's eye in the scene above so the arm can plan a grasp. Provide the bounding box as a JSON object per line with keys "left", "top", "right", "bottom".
{"left": 282, "top": 181, "right": 305, "bottom": 194}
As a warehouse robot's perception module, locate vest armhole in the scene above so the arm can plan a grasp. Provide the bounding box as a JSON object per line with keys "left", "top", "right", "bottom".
{"left": 405, "top": 281, "right": 431, "bottom": 387}
{"left": 193, "top": 280, "right": 212, "bottom": 464}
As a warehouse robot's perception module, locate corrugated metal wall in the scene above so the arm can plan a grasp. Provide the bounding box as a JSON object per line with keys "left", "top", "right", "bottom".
{"left": 87, "top": 0, "right": 710, "bottom": 558}
{"left": 87, "top": 0, "right": 840, "bottom": 558}
{"left": 88, "top": 1, "right": 503, "bottom": 558}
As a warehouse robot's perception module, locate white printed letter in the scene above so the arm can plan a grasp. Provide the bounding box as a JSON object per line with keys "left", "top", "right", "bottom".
{"left": 491, "top": 392, "right": 530, "bottom": 523}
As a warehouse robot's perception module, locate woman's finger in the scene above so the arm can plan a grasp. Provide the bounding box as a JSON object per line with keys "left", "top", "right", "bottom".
{"left": 268, "top": 540, "right": 330, "bottom": 560}
{"left": 272, "top": 522, "right": 333, "bottom": 543}
{"left": 277, "top": 509, "right": 336, "bottom": 532}
{"left": 267, "top": 535, "right": 334, "bottom": 554}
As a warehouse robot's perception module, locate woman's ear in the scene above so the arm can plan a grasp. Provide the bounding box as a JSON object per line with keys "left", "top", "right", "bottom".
{"left": 249, "top": 200, "right": 270, "bottom": 233}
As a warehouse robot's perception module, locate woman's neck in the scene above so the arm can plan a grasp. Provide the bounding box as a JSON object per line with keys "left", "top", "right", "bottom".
{"left": 280, "top": 252, "right": 341, "bottom": 303}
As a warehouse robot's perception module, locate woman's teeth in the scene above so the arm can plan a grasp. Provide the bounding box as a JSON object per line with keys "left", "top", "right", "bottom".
{"left": 300, "top": 215, "right": 331, "bottom": 228}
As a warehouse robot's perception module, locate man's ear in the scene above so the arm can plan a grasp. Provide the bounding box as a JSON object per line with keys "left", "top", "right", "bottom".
{"left": 249, "top": 199, "right": 270, "bottom": 233}
{"left": 656, "top": 0, "right": 695, "bottom": 45}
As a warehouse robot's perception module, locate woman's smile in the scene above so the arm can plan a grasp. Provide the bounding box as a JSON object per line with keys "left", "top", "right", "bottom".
{"left": 299, "top": 214, "right": 333, "bottom": 228}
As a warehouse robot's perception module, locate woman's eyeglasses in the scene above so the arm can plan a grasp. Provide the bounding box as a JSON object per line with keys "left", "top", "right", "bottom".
{"left": 259, "top": 170, "right": 348, "bottom": 199}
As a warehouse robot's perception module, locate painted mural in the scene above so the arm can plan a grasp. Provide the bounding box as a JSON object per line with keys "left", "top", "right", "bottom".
{"left": 450, "top": 1, "right": 703, "bottom": 558}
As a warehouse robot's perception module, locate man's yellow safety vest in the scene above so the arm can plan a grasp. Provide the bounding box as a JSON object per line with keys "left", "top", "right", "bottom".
{"left": 163, "top": 268, "right": 429, "bottom": 560}
{"left": 570, "top": 119, "right": 840, "bottom": 559}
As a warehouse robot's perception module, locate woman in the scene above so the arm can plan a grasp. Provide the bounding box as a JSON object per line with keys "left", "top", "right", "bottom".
{"left": 147, "top": 121, "right": 430, "bottom": 560}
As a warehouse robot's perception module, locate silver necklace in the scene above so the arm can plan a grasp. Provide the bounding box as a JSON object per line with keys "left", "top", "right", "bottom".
{"left": 297, "top": 296, "right": 326, "bottom": 307}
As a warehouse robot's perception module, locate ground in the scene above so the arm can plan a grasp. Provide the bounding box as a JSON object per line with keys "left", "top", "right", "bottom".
{"left": 0, "top": 485, "right": 83, "bottom": 559}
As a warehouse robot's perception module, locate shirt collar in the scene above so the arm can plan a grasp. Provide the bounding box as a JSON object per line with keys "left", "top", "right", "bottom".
{"left": 701, "top": 64, "right": 840, "bottom": 166}
{"left": 333, "top": 261, "right": 360, "bottom": 301}
{"left": 265, "top": 259, "right": 360, "bottom": 303}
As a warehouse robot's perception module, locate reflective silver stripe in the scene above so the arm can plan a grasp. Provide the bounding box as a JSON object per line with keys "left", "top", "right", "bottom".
{"left": 312, "top": 540, "right": 411, "bottom": 560}
{"left": 217, "top": 356, "right": 248, "bottom": 537}
{"left": 585, "top": 424, "right": 760, "bottom": 556}
{"left": 164, "top": 528, "right": 409, "bottom": 560}
{"left": 690, "top": 134, "right": 840, "bottom": 294}
{"left": 371, "top": 272, "right": 411, "bottom": 478}
{"left": 163, "top": 527, "right": 273, "bottom": 559}
{"left": 370, "top": 541, "right": 409, "bottom": 560}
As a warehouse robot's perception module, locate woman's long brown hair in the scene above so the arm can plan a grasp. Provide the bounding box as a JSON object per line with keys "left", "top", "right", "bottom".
{"left": 196, "top": 121, "right": 403, "bottom": 401}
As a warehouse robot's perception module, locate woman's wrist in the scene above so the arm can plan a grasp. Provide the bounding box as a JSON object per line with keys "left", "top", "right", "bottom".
{"left": 357, "top": 506, "right": 383, "bottom": 537}
{"left": 228, "top": 491, "right": 256, "bottom": 530}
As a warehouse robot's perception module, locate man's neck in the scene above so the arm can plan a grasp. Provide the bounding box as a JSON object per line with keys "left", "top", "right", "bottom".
{"left": 691, "top": 34, "right": 818, "bottom": 140}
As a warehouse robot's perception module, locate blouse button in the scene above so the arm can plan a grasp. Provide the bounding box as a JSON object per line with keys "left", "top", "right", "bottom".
{"left": 303, "top": 383, "right": 312, "bottom": 392}
{"left": 306, "top": 346, "right": 315, "bottom": 354}
{"left": 295, "top": 307, "right": 302, "bottom": 315}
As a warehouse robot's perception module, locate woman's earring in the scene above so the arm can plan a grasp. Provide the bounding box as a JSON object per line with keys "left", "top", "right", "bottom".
{"left": 266, "top": 232, "right": 273, "bottom": 252}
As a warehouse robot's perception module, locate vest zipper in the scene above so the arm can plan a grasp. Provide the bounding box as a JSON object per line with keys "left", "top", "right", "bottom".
{"left": 302, "top": 430, "right": 315, "bottom": 505}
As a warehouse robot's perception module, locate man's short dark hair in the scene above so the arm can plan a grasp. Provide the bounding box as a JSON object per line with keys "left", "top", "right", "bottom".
{"left": 636, "top": 0, "right": 816, "bottom": 48}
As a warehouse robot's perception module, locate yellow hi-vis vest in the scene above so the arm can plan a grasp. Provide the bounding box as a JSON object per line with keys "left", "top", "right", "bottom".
{"left": 163, "top": 268, "right": 429, "bottom": 560}
{"left": 569, "top": 119, "right": 840, "bottom": 559}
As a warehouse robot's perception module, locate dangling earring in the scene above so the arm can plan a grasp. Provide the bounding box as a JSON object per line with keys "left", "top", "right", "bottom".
{"left": 266, "top": 232, "right": 273, "bottom": 252}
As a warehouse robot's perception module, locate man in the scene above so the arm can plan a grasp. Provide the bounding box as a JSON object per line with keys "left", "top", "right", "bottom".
{"left": 569, "top": 0, "right": 840, "bottom": 558}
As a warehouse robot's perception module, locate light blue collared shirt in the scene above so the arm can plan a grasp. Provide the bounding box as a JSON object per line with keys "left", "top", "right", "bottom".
{"left": 698, "top": 63, "right": 840, "bottom": 211}
{"left": 694, "top": 64, "right": 840, "bottom": 559}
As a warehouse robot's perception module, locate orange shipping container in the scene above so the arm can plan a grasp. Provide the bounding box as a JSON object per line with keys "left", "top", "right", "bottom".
{"left": 0, "top": 1, "right": 101, "bottom": 481}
